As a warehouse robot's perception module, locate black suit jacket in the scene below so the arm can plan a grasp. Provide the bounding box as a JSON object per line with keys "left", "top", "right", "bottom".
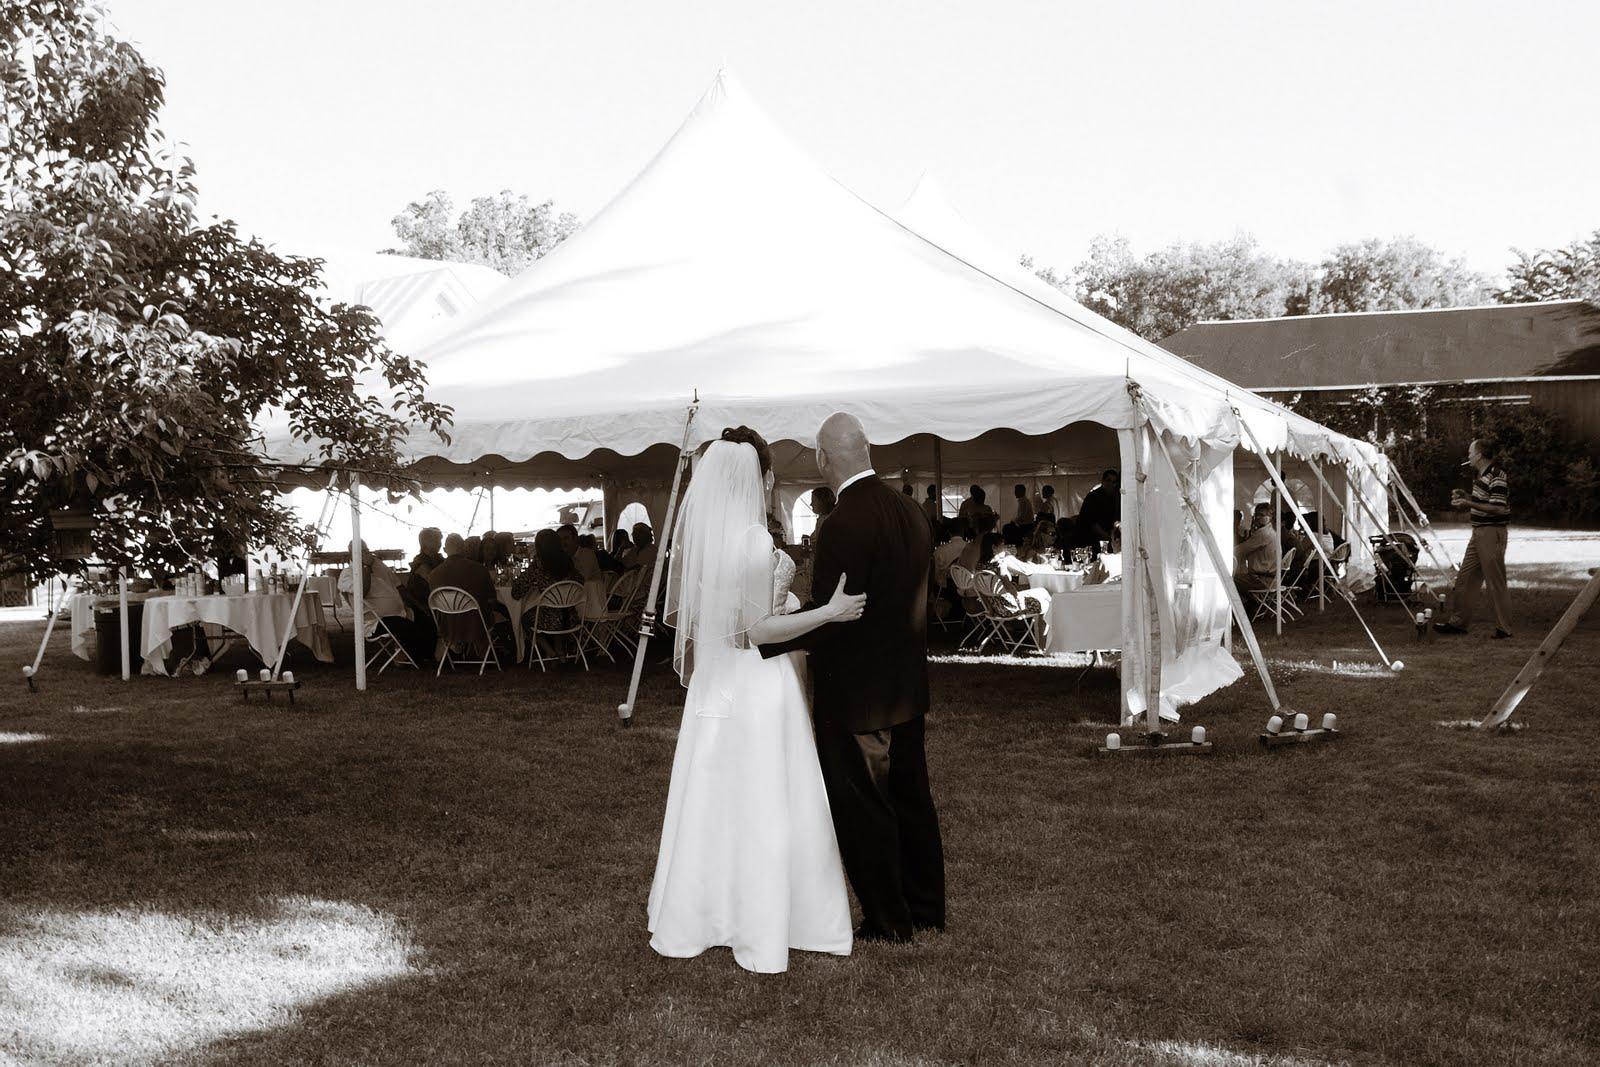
{"left": 761, "top": 475, "right": 933, "bottom": 734}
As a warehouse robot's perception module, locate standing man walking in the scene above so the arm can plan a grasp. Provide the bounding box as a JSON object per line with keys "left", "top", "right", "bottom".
{"left": 1435, "top": 438, "right": 1512, "bottom": 638}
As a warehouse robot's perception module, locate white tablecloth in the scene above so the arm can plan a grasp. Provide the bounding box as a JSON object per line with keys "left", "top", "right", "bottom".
{"left": 1027, "top": 570, "right": 1087, "bottom": 595}
{"left": 68, "top": 593, "right": 98, "bottom": 660}
{"left": 141, "top": 592, "right": 331, "bottom": 675}
{"left": 1041, "top": 584, "right": 1123, "bottom": 654}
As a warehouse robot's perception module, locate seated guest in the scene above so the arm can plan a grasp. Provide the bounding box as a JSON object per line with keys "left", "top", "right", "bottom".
{"left": 427, "top": 534, "right": 501, "bottom": 638}
{"left": 1032, "top": 484, "right": 1057, "bottom": 521}
{"left": 1235, "top": 502, "right": 1281, "bottom": 596}
{"left": 932, "top": 520, "right": 969, "bottom": 586}
{"left": 1012, "top": 483, "right": 1035, "bottom": 530}
{"left": 480, "top": 534, "right": 505, "bottom": 570}
{"left": 411, "top": 527, "right": 444, "bottom": 578}
{"left": 956, "top": 512, "right": 1000, "bottom": 574}
{"left": 341, "top": 539, "right": 435, "bottom": 662}
{"left": 513, "top": 529, "right": 581, "bottom": 659}
{"left": 494, "top": 530, "right": 517, "bottom": 562}
{"left": 1073, "top": 469, "right": 1121, "bottom": 549}
{"left": 629, "top": 522, "right": 657, "bottom": 573}
{"left": 1017, "top": 517, "right": 1058, "bottom": 564}
{"left": 611, "top": 527, "right": 633, "bottom": 562}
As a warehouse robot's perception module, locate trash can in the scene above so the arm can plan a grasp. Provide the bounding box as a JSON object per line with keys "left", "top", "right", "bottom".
{"left": 94, "top": 601, "right": 144, "bottom": 674}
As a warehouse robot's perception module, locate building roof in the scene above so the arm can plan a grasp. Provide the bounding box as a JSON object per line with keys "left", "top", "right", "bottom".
{"left": 1157, "top": 300, "right": 1600, "bottom": 389}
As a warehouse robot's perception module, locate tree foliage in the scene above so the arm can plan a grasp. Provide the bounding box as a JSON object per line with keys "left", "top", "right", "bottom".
{"left": 1299, "top": 237, "right": 1489, "bottom": 315}
{"left": 388, "top": 188, "right": 578, "bottom": 276}
{"left": 1, "top": 0, "right": 450, "bottom": 583}
{"left": 1496, "top": 229, "right": 1600, "bottom": 304}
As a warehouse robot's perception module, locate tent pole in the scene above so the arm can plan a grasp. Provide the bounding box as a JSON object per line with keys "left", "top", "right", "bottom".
{"left": 933, "top": 437, "right": 944, "bottom": 521}
{"left": 1131, "top": 427, "right": 1162, "bottom": 736}
{"left": 1386, "top": 467, "right": 1458, "bottom": 583}
{"left": 1241, "top": 420, "right": 1398, "bottom": 669}
{"left": 1270, "top": 453, "right": 1282, "bottom": 636}
{"left": 270, "top": 472, "right": 337, "bottom": 680}
{"left": 118, "top": 568, "right": 130, "bottom": 681}
{"left": 350, "top": 473, "right": 367, "bottom": 693}
{"left": 25, "top": 577, "right": 69, "bottom": 685}
{"left": 1141, "top": 413, "right": 1281, "bottom": 712}
{"left": 489, "top": 483, "right": 496, "bottom": 530}
{"left": 618, "top": 403, "right": 699, "bottom": 726}
{"left": 1339, "top": 463, "right": 1411, "bottom": 606}
{"left": 1315, "top": 458, "right": 1326, "bottom": 612}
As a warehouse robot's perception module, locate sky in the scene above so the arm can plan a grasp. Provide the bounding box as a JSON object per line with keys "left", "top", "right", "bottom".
{"left": 107, "top": 0, "right": 1600, "bottom": 281}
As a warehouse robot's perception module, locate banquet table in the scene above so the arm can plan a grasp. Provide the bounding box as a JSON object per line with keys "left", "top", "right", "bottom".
{"left": 1038, "top": 583, "right": 1122, "bottom": 655}
{"left": 140, "top": 591, "right": 331, "bottom": 675}
{"left": 68, "top": 591, "right": 160, "bottom": 660}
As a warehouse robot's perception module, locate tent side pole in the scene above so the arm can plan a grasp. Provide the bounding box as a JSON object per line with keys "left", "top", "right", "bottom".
{"left": 1390, "top": 465, "right": 1457, "bottom": 580}
{"left": 619, "top": 404, "right": 698, "bottom": 726}
{"left": 933, "top": 438, "right": 944, "bottom": 520}
{"left": 351, "top": 474, "right": 367, "bottom": 693}
{"left": 27, "top": 577, "right": 68, "bottom": 681}
{"left": 270, "top": 473, "right": 337, "bottom": 679}
{"left": 1132, "top": 427, "right": 1162, "bottom": 736}
{"left": 1270, "top": 453, "right": 1282, "bottom": 636}
{"left": 119, "top": 569, "right": 130, "bottom": 681}
{"left": 1315, "top": 458, "right": 1326, "bottom": 612}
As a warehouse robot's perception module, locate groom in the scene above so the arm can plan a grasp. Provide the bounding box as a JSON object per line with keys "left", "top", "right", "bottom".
{"left": 760, "top": 412, "right": 945, "bottom": 942}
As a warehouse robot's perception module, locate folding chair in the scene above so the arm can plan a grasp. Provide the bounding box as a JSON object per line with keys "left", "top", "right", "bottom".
{"left": 340, "top": 589, "right": 418, "bottom": 674}
{"left": 1248, "top": 547, "right": 1301, "bottom": 625}
{"left": 428, "top": 586, "right": 501, "bottom": 676}
{"left": 974, "top": 571, "right": 1045, "bottom": 656}
{"left": 948, "top": 565, "right": 996, "bottom": 651}
{"left": 582, "top": 570, "right": 642, "bottom": 662}
{"left": 530, "top": 580, "right": 589, "bottom": 672}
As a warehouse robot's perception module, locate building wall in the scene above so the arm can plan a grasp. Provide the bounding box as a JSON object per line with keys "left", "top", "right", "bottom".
{"left": 1259, "top": 378, "right": 1600, "bottom": 444}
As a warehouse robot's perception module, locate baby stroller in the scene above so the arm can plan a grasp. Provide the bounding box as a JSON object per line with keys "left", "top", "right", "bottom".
{"left": 1369, "top": 532, "right": 1420, "bottom": 604}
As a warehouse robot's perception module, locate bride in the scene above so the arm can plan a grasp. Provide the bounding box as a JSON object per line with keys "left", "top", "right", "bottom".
{"left": 647, "top": 426, "right": 863, "bottom": 973}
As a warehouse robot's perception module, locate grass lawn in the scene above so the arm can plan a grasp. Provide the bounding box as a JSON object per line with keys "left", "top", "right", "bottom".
{"left": 2, "top": 549, "right": 1598, "bottom": 1065}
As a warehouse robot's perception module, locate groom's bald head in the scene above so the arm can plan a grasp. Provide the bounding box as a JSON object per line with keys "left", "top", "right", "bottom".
{"left": 817, "top": 412, "right": 871, "bottom": 491}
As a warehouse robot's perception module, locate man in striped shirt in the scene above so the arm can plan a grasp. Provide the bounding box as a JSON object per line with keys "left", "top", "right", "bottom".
{"left": 1435, "top": 438, "right": 1512, "bottom": 638}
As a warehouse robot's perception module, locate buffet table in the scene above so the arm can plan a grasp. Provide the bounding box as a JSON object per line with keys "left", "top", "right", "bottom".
{"left": 140, "top": 591, "right": 331, "bottom": 675}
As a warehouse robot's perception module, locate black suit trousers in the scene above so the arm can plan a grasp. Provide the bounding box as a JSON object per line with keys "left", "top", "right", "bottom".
{"left": 814, "top": 714, "right": 945, "bottom": 938}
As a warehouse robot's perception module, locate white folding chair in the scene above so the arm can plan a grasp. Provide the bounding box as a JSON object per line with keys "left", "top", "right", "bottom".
{"left": 530, "top": 580, "right": 589, "bottom": 671}
{"left": 947, "top": 565, "right": 995, "bottom": 651}
{"left": 340, "top": 589, "right": 418, "bottom": 674}
{"left": 1249, "top": 547, "right": 1301, "bottom": 625}
{"left": 582, "top": 570, "right": 642, "bottom": 662}
{"left": 428, "top": 586, "right": 501, "bottom": 676}
{"left": 974, "top": 571, "right": 1045, "bottom": 656}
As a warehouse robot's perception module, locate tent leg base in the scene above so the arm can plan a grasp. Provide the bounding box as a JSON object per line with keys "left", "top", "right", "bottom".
{"left": 1258, "top": 727, "right": 1341, "bottom": 748}
{"left": 1096, "top": 734, "right": 1213, "bottom": 757}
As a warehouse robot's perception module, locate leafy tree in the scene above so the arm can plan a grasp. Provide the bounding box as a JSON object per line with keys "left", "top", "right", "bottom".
{"left": 1072, "top": 234, "right": 1301, "bottom": 341}
{"left": 1496, "top": 229, "right": 1600, "bottom": 304}
{"left": 1, "top": 0, "right": 450, "bottom": 584}
{"left": 389, "top": 188, "right": 578, "bottom": 275}
{"left": 1304, "top": 237, "right": 1489, "bottom": 314}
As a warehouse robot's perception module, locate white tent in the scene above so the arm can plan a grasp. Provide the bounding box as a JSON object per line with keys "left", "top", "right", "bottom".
{"left": 890, "top": 173, "right": 1391, "bottom": 592}
{"left": 273, "top": 71, "right": 1394, "bottom": 722}
{"left": 314, "top": 251, "right": 510, "bottom": 354}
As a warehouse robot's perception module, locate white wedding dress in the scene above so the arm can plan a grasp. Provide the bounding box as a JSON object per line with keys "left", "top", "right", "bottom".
{"left": 647, "top": 447, "right": 852, "bottom": 974}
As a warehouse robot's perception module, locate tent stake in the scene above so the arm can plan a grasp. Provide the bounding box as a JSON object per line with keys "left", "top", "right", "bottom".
{"left": 1481, "top": 568, "right": 1600, "bottom": 731}
{"left": 618, "top": 403, "right": 699, "bottom": 726}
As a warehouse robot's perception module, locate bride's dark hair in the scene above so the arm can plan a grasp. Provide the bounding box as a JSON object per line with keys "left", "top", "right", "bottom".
{"left": 719, "top": 425, "right": 772, "bottom": 475}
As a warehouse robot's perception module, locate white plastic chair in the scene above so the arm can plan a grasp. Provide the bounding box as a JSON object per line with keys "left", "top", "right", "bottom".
{"left": 340, "top": 589, "right": 417, "bottom": 674}
{"left": 530, "top": 580, "right": 589, "bottom": 671}
{"left": 428, "top": 586, "right": 500, "bottom": 676}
